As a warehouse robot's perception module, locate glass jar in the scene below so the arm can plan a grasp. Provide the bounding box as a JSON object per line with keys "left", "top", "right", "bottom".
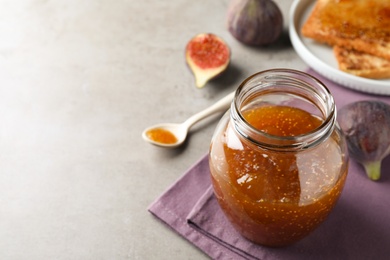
{"left": 209, "top": 69, "right": 349, "bottom": 247}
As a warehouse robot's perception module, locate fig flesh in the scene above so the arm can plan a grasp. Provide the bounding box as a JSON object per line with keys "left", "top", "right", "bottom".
{"left": 185, "top": 33, "right": 230, "bottom": 88}
{"left": 338, "top": 100, "right": 390, "bottom": 181}
{"left": 227, "top": 0, "right": 283, "bottom": 46}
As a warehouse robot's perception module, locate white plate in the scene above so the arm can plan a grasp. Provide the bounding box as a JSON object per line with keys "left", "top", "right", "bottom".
{"left": 289, "top": 0, "right": 390, "bottom": 95}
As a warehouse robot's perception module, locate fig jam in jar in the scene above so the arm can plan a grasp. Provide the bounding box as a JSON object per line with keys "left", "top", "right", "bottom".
{"left": 209, "top": 69, "right": 349, "bottom": 247}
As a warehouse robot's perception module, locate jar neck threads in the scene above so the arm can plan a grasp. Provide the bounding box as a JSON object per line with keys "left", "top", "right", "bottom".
{"left": 231, "top": 69, "right": 336, "bottom": 151}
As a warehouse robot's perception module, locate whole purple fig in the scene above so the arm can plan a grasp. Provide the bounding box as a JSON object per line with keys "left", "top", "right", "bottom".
{"left": 226, "top": 0, "right": 283, "bottom": 46}
{"left": 338, "top": 100, "right": 390, "bottom": 181}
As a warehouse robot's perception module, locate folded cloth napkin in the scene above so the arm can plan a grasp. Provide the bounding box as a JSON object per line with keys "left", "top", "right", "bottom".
{"left": 148, "top": 70, "right": 390, "bottom": 260}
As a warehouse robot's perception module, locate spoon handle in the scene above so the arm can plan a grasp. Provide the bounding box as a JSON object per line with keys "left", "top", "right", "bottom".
{"left": 183, "top": 91, "right": 235, "bottom": 128}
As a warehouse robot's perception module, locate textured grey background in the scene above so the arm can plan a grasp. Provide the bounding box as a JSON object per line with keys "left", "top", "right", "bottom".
{"left": 0, "top": 0, "right": 306, "bottom": 259}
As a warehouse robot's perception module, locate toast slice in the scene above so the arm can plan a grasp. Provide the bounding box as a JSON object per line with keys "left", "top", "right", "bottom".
{"left": 301, "top": 0, "right": 390, "bottom": 61}
{"left": 334, "top": 45, "right": 390, "bottom": 79}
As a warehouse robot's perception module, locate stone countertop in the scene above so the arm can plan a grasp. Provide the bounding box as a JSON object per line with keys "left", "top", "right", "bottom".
{"left": 0, "top": 0, "right": 306, "bottom": 259}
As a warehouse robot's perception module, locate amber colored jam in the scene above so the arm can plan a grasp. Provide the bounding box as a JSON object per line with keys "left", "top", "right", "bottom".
{"left": 209, "top": 105, "right": 348, "bottom": 246}
{"left": 146, "top": 128, "right": 177, "bottom": 144}
{"left": 318, "top": 0, "right": 390, "bottom": 39}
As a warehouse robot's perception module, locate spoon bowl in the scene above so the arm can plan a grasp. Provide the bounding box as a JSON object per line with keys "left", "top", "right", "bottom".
{"left": 142, "top": 123, "right": 188, "bottom": 148}
{"left": 142, "top": 91, "right": 235, "bottom": 148}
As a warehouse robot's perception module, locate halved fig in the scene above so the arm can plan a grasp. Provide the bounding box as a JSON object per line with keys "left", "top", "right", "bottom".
{"left": 185, "top": 33, "right": 231, "bottom": 88}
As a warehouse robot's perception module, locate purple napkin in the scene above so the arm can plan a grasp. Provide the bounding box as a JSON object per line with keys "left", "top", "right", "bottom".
{"left": 148, "top": 70, "right": 390, "bottom": 260}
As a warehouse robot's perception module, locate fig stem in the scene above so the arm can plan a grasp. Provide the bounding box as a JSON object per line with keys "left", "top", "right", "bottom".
{"left": 195, "top": 75, "right": 208, "bottom": 88}
{"left": 363, "top": 161, "right": 381, "bottom": 181}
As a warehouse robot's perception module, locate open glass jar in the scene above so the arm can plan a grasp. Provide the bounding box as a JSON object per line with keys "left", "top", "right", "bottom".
{"left": 209, "top": 69, "right": 349, "bottom": 247}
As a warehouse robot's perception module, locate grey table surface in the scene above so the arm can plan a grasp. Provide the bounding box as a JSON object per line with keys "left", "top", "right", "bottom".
{"left": 0, "top": 0, "right": 307, "bottom": 259}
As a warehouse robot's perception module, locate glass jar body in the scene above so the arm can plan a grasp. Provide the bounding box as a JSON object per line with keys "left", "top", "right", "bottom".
{"left": 209, "top": 69, "right": 349, "bottom": 247}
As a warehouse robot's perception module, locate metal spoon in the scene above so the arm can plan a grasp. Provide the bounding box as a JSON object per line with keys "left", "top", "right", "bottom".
{"left": 142, "top": 91, "right": 235, "bottom": 148}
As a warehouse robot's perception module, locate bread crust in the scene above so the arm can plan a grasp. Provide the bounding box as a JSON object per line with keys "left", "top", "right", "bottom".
{"left": 334, "top": 46, "right": 390, "bottom": 79}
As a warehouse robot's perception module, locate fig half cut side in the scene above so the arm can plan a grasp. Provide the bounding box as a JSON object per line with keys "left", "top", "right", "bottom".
{"left": 185, "top": 33, "right": 231, "bottom": 88}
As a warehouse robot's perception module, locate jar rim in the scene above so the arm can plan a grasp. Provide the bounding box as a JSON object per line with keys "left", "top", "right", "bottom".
{"left": 231, "top": 68, "right": 336, "bottom": 151}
